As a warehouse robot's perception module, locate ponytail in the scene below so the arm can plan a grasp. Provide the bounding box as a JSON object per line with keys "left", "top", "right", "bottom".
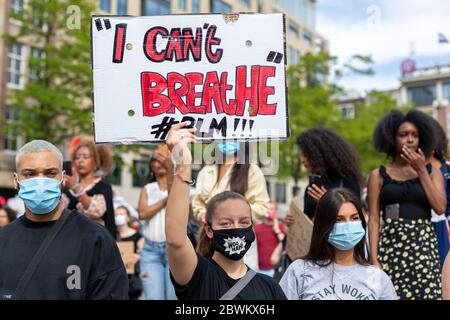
{"left": 196, "top": 225, "right": 214, "bottom": 258}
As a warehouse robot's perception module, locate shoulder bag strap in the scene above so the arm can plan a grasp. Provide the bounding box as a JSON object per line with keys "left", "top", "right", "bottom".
{"left": 12, "top": 209, "right": 72, "bottom": 300}
{"left": 219, "top": 269, "right": 257, "bottom": 300}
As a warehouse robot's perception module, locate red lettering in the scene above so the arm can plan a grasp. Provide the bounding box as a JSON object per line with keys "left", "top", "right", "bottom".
{"left": 141, "top": 72, "right": 171, "bottom": 116}
{"left": 219, "top": 72, "right": 236, "bottom": 115}
{"left": 205, "top": 25, "right": 223, "bottom": 64}
{"left": 183, "top": 28, "right": 202, "bottom": 61}
{"left": 166, "top": 28, "right": 184, "bottom": 62}
{"left": 186, "top": 72, "right": 206, "bottom": 114}
{"left": 201, "top": 71, "right": 223, "bottom": 114}
{"left": 167, "top": 72, "right": 190, "bottom": 114}
{"left": 258, "top": 66, "right": 277, "bottom": 115}
{"left": 143, "top": 27, "right": 168, "bottom": 63}
{"left": 235, "top": 65, "right": 259, "bottom": 116}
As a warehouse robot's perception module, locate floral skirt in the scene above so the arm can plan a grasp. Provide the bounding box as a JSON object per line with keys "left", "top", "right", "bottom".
{"left": 378, "top": 218, "right": 442, "bottom": 300}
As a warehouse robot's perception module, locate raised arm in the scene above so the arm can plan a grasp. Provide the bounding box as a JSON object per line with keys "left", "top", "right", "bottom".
{"left": 191, "top": 168, "right": 208, "bottom": 223}
{"left": 402, "top": 148, "right": 446, "bottom": 214}
{"left": 165, "top": 122, "right": 198, "bottom": 286}
{"left": 368, "top": 169, "right": 382, "bottom": 268}
{"left": 137, "top": 187, "right": 167, "bottom": 220}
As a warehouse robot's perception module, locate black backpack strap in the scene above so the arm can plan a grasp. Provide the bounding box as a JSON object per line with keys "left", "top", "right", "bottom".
{"left": 12, "top": 209, "right": 71, "bottom": 300}
{"left": 219, "top": 269, "right": 257, "bottom": 300}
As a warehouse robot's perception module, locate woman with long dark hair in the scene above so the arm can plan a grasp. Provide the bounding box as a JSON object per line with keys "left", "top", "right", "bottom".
{"left": 293, "top": 127, "right": 363, "bottom": 220}
{"left": 192, "top": 141, "right": 270, "bottom": 270}
{"left": 165, "top": 123, "right": 286, "bottom": 300}
{"left": 368, "top": 110, "right": 446, "bottom": 300}
{"left": 279, "top": 188, "right": 397, "bottom": 300}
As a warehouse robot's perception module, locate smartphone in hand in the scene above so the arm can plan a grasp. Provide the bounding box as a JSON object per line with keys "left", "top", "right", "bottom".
{"left": 309, "top": 174, "right": 323, "bottom": 187}
{"left": 385, "top": 203, "right": 400, "bottom": 220}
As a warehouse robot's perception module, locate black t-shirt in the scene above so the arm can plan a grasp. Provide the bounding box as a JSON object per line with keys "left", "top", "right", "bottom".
{"left": 170, "top": 253, "right": 287, "bottom": 300}
{"left": 0, "top": 211, "right": 129, "bottom": 300}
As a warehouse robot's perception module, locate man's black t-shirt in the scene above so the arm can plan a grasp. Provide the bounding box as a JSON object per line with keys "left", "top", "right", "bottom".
{"left": 170, "top": 253, "right": 287, "bottom": 300}
{"left": 0, "top": 211, "right": 129, "bottom": 300}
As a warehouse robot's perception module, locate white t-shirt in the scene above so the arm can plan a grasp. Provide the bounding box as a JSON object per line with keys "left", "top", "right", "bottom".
{"left": 279, "top": 259, "right": 398, "bottom": 300}
{"left": 142, "top": 182, "right": 168, "bottom": 242}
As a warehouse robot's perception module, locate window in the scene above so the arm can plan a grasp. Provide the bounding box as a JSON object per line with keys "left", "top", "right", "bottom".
{"left": 303, "top": 30, "right": 313, "bottom": 47}
{"left": 105, "top": 161, "right": 122, "bottom": 186}
{"left": 287, "top": 46, "right": 300, "bottom": 65}
{"left": 178, "top": 0, "right": 186, "bottom": 10}
{"left": 31, "top": 7, "right": 47, "bottom": 30}
{"left": 4, "top": 106, "right": 19, "bottom": 151}
{"left": 10, "top": 0, "right": 24, "bottom": 15}
{"left": 29, "top": 47, "right": 45, "bottom": 82}
{"left": 192, "top": 0, "right": 200, "bottom": 12}
{"left": 211, "top": 0, "right": 232, "bottom": 13}
{"left": 99, "top": 0, "right": 111, "bottom": 12}
{"left": 132, "top": 160, "right": 150, "bottom": 187}
{"left": 443, "top": 82, "right": 450, "bottom": 101}
{"left": 275, "top": 182, "right": 286, "bottom": 204}
{"left": 340, "top": 104, "right": 355, "bottom": 119}
{"left": 117, "top": 0, "right": 127, "bottom": 14}
{"left": 288, "top": 21, "right": 299, "bottom": 39}
{"left": 407, "top": 85, "right": 437, "bottom": 107}
{"left": 257, "top": 0, "right": 262, "bottom": 12}
{"left": 7, "top": 42, "right": 23, "bottom": 87}
{"left": 274, "top": 0, "right": 316, "bottom": 29}
{"left": 143, "top": 0, "right": 170, "bottom": 15}
{"left": 238, "top": 0, "right": 250, "bottom": 7}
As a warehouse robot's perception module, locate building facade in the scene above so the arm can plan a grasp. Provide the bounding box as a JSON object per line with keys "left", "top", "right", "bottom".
{"left": 0, "top": 0, "right": 328, "bottom": 212}
{"left": 399, "top": 64, "right": 450, "bottom": 135}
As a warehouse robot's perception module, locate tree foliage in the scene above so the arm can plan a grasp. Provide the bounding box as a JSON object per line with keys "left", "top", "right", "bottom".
{"left": 4, "top": 0, "right": 95, "bottom": 146}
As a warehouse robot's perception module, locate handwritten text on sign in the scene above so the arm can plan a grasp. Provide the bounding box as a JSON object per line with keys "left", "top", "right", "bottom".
{"left": 91, "top": 14, "right": 288, "bottom": 143}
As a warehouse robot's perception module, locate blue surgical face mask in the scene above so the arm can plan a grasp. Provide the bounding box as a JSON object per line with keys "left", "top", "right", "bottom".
{"left": 328, "top": 221, "right": 365, "bottom": 251}
{"left": 17, "top": 176, "right": 62, "bottom": 215}
{"left": 217, "top": 142, "right": 240, "bottom": 156}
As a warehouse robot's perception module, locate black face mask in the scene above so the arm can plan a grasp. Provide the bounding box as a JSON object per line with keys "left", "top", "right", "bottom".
{"left": 211, "top": 225, "right": 255, "bottom": 261}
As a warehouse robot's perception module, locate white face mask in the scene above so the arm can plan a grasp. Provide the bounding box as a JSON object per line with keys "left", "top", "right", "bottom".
{"left": 115, "top": 215, "right": 127, "bottom": 226}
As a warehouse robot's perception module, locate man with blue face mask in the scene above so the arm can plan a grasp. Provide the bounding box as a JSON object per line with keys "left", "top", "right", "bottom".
{"left": 0, "top": 140, "right": 128, "bottom": 300}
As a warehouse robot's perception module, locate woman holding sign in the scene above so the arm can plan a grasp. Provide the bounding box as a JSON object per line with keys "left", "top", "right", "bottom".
{"left": 280, "top": 188, "right": 397, "bottom": 300}
{"left": 165, "top": 123, "right": 286, "bottom": 300}
{"left": 192, "top": 141, "right": 270, "bottom": 271}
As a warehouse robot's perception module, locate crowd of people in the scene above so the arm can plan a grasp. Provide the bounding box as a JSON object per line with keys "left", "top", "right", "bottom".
{"left": 1, "top": 109, "right": 450, "bottom": 300}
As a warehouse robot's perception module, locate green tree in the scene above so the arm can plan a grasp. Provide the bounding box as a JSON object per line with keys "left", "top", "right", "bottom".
{"left": 277, "top": 52, "right": 341, "bottom": 184}
{"left": 4, "top": 0, "right": 95, "bottom": 145}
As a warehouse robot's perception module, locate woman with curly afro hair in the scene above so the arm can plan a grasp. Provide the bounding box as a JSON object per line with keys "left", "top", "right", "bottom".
{"left": 294, "top": 126, "right": 363, "bottom": 220}
{"left": 368, "top": 110, "right": 446, "bottom": 300}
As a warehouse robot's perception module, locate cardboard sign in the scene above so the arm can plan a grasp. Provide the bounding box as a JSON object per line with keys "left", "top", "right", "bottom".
{"left": 285, "top": 195, "right": 313, "bottom": 260}
{"left": 117, "top": 241, "right": 135, "bottom": 274}
{"left": 91, "top": 14, "right": 288, "bottom": 144}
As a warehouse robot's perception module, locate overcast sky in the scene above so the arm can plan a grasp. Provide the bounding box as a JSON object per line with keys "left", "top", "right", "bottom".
{"left": 316, "top": 0, "right": 450, "bottom": 94}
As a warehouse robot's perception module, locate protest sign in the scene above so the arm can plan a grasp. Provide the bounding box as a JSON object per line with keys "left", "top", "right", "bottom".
{"left": 91, "top": 13, "right": 288, "bottom": 143}
{"left": 117, "top": 241, "right": 135, "bottom": 274}
{"left": 285, "top": 195, "right": 313, "bottom": 260}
